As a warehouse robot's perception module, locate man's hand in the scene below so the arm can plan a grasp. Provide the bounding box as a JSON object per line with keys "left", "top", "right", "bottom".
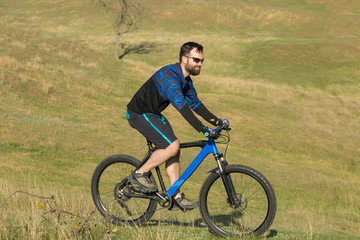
{"left": 218, "top": 119, "right": 230, "bottom": 128}
{"left": 202, "top": 126, "right": 215, "bottom": 137}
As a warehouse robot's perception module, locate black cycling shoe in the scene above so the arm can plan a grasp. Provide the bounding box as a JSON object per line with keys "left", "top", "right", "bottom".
{"left": 128, "top": 170, "right": 157, "bottom": 193}
{"left": 170, "top": 193, "right": 199, "bottom": 211}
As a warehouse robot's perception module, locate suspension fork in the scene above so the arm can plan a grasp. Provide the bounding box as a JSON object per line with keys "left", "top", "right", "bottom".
{"left": 214, "top": 152, "right": 237, "bottom": 207}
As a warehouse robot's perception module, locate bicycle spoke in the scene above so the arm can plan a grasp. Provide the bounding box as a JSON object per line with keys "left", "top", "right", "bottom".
{"left": 200, "top": 165, "right": 276, "bottom": 237}
{"left": 91, "top": 155, "right": 157, "bottom": 225}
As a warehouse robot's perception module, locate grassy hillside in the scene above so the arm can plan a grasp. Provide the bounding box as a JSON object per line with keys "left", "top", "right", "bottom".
{"left": 0, "top": 0, "right": 359, "bottom": 239}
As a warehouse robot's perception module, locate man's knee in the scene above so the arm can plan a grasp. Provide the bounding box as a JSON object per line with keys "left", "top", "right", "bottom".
{"left": 166, "top": 140, "right": 180, "bottom": 158}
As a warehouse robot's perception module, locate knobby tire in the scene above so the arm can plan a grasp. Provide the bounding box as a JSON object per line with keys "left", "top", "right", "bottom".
{"left": 91, "top": 155, "right": 157, "bottom": 226}
{"left": 199, "top": 164, "right": 276, "bottom": 237}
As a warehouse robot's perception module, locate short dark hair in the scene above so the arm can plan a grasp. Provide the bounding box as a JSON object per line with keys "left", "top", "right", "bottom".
{"left": 179, "top": 42, "right": 203, "bottom": 62}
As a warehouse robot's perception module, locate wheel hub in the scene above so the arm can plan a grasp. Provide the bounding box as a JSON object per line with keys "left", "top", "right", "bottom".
{"left": 231, "top": 194, "right": 247, "bottom": 211}
{"left": 114, "top": 179, "right": 132, "bottom": 202}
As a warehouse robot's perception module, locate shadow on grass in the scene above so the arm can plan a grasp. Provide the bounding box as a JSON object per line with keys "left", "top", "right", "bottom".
{"left": 146, "top": 218, "right": 207, "bottom": 228}
{"left": 265, "top": 229, "right": 278, "bottom": 238}
{"left": 146, "top": 218, "right": 278, "bottom": 238}
{"left": 119, "top": 42, "right": 160, "bottom": 59}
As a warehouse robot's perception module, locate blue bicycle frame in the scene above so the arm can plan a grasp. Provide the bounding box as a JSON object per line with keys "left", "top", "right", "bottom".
{"left": 137, "top": 138, "right": 221, "bottom": 198}
{"left": 166, "top": 139, "right": 219, "bottom": 197}
{"left": 133, "top": 125, "right": 237, "bottom": 210}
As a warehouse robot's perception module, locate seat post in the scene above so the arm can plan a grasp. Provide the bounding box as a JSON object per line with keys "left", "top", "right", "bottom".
{"left": 135, "top": 140, "right": 156, "bottom": 170}
{"left": 147, "top": 140, "right": 157, "bottom": 152}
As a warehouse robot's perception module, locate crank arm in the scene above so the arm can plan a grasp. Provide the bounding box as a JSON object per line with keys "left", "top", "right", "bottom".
{"left": 122, "top": 191, "right": 159, "bottom": 201}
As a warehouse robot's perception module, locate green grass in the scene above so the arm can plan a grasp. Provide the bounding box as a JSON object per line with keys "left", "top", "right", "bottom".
{"left": 1, "top": 0, "right": 360, "bottom": 239}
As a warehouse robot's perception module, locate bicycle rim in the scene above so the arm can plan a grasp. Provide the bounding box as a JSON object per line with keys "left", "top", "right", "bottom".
{"left": 200, "top": 165, "right": 276, "bottom": 237}
{"left": 91, "top": 155, "right": 157, "bottom": 225}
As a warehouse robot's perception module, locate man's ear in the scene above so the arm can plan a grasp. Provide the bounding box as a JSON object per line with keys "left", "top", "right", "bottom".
{"left": 180, "top": 55, "right": 187, "bottom": 64}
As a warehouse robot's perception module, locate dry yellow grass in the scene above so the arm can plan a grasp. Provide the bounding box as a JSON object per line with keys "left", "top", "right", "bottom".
{"left": 1, "top": 0, "right": 359, "bottom": 239}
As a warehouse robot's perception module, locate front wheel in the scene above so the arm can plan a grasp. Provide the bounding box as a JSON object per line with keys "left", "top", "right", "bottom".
{"left": 91, "top": 155, "right": 157, "bottom": 226}
{"left": 199, "top": 164, "right": 276, "bottom": 237}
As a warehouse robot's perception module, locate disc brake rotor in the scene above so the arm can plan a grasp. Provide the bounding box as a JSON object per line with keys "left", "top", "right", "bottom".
{"left": 234, "top": 194, "right": 247, "bottom": 211}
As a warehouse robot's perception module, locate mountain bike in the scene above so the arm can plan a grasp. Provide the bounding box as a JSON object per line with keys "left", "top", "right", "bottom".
{"left": 91, "top": 125, "right": 277, "bottom": 237}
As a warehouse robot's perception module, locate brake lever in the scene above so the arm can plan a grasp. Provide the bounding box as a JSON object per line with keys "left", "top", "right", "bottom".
{"left": 209, "top": 125, "right": 231, "bottom": 139}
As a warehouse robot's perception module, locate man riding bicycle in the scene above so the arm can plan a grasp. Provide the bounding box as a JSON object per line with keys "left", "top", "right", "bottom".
{"left": 126, "top": 42, "right": 229, "bottom": 210}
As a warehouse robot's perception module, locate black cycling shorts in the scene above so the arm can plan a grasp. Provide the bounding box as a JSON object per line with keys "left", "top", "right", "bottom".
{"left": 126, "top": 109, "right": 177, "bottom": 149}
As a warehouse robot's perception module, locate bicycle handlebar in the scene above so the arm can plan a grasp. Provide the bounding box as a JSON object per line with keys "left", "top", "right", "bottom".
{"left": 209, "top": 124, "right": 231, "bottom": 139}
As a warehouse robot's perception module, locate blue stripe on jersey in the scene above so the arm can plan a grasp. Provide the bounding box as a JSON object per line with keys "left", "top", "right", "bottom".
{"left": 152, "top": 63, "right": 201, "bottom": 112}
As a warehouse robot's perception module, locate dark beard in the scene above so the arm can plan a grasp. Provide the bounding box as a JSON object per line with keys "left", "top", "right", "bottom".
{"left": 186, "top": 65, "right": 201, "bottom": 76}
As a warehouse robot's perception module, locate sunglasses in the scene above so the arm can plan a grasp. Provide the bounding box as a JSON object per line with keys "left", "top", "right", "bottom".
{"left": 185, "top": 56, "right": 204, "bottom": 63}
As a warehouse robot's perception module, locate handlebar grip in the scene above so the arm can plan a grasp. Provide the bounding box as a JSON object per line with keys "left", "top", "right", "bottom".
{"left": 209, "top": 125, "right": 231, "bottom": 139}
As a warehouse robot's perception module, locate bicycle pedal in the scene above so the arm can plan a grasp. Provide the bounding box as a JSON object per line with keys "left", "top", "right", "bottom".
{"left": 169, "top": 200, "right": 187, "bottom": 212}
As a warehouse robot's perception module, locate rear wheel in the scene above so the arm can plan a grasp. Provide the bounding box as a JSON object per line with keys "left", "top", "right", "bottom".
{"left": 199, "top": 164, "right": 276, "bottom": 237}
{"left": 91, "top": 155, "right": 157, "bottom": 225}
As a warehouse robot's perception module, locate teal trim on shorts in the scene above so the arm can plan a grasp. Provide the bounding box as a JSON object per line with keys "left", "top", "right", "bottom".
{"left": 126, "top": 109, "right": 130, "bottom": 120}
{"left": 143, "top": 114, "right": 172, "bottom": 145}
{"left": 146, "top": 113, "right": 166, "bottom": 125}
